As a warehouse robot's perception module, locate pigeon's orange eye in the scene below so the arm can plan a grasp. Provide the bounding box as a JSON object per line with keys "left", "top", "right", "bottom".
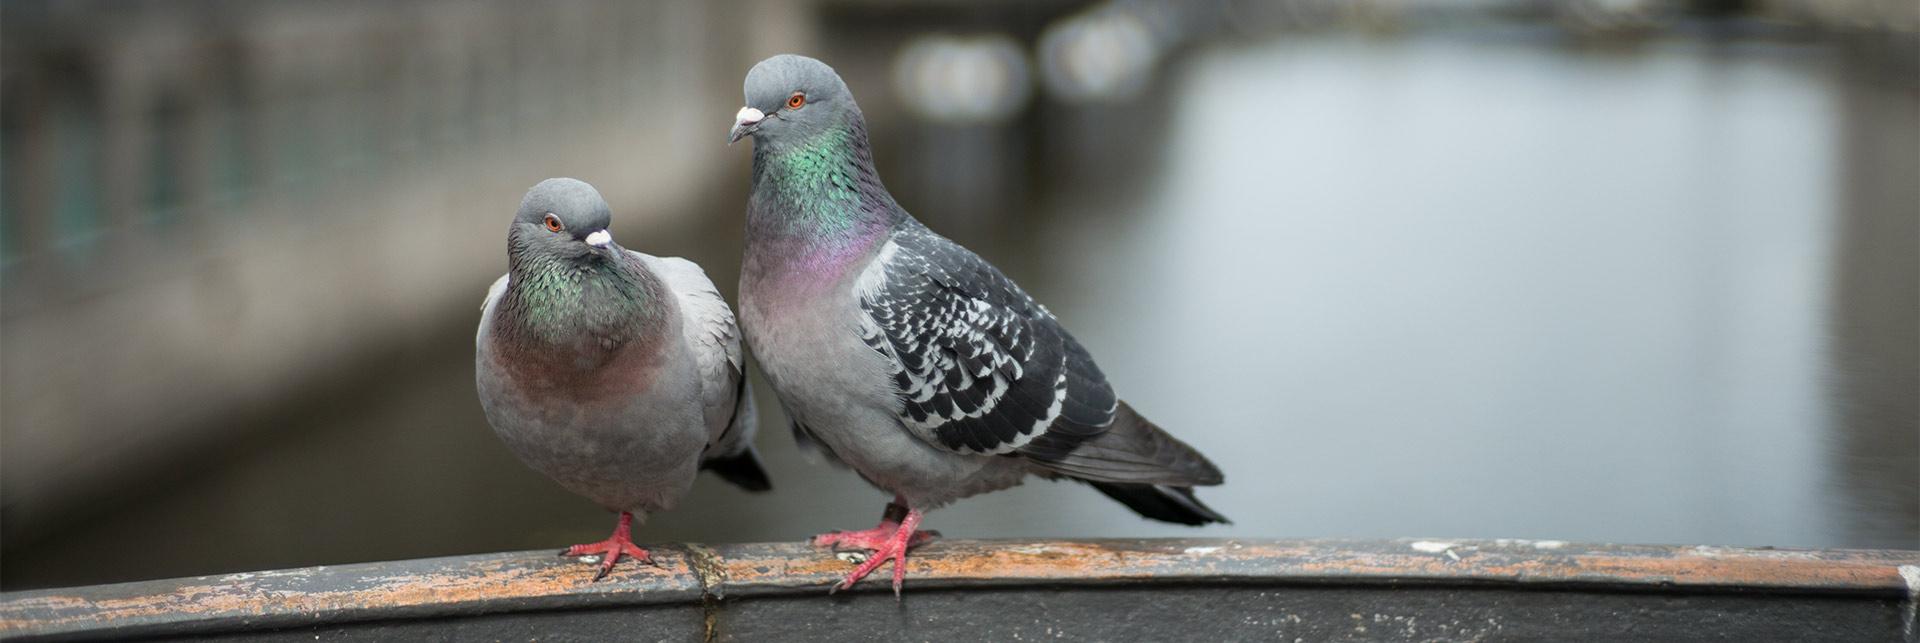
{"left": 786, "top": 93, "right": 806, "bottom": 109}
{"left": 543, "top": 213, "right": 564, "bottom": 233}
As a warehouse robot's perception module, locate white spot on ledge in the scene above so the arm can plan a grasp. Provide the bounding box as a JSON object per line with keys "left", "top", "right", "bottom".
{"left": 1184, "top": 546, "right": 1221, "bottom": 555}
{"left": 1491, "top": 538, "right": 1568, "bottom": 550}
{"left": 1005, "top": 544, "right": 1064, "bottom": 555}
{"left": 1689, "top": 544, "right": 1822, "bottom": 561}
{"left": 1410, "top": 541, "right": 1457, "bottom": 554}
{"left": 1902, "top": 565, "right": 1919, "bottom": 640}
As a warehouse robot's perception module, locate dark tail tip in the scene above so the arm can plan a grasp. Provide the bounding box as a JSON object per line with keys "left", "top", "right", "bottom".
{"left": 703, "top": 449, "right": 773, "bottom": 492}
{"left": 1089, "top": 482, "right": 1230, "bottom": 526}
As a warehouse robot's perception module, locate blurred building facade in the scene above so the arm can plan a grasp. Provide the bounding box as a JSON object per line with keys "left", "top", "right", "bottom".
{"left": 1, "top": 0, "right": 805, "bottom": 542}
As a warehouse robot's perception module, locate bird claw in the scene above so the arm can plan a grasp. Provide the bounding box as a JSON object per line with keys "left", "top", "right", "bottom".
{"left": 812, "top": 525, "right": 940, "bottom": 552}
{"left": 562, "top": 514, "right": 653, "bottom": 582}
{"left": 819, "top": 507, "right": 931, "bottom": 596}
{"left": 565, "top": 539, "right": 653, "bottom": 581}
{"left": 830, "top": 537, "right": 911, "bottom": 597}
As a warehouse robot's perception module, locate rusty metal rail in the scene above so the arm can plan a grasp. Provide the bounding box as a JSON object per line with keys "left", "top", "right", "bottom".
{"left": 3, "top": 538, "right": 1917, "bottom": 641}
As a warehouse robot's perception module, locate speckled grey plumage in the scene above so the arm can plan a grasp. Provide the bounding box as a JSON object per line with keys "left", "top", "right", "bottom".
{"left": 476, "top": 178, "right": 766, "bottom": 524}
{"left": 733, "top": 56, "right": 1224, "bottom": 524}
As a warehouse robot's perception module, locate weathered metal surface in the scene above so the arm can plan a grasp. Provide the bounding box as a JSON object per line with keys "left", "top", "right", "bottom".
{"left": 2, "top": 538, "right": 1916, "bottom": 641}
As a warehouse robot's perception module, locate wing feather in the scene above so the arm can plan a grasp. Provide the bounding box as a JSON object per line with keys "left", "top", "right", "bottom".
{"left": 643, "top": 253, "right": 757, "bottom": 459}
{"left": 855, "top": 224, "right": 1115, "bottom": 457}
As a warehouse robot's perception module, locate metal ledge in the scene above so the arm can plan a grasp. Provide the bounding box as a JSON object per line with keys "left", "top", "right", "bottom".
{"left": 4, "top": 539, "right": 1916, "bottom": 641}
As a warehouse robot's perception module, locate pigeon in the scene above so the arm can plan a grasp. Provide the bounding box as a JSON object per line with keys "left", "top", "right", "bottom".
{"left": 728, "top": 55, "right": 1226, "bottom": 595}
{"left": 475, "top": 177, "right": 769, "bottom": 580}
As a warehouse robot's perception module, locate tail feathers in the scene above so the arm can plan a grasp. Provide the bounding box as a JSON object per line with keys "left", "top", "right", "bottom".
{"left": 1090, "top": 482, "right": 1230, "bottom": 526}
{"left": 701, "top": 373, "right": 769, "bottom": 492}
{"left": 702, "top": 448, "right": 772, "bottom": 492}
{"left": 1026, "top": 401, "right": 1224, "bottom": 487}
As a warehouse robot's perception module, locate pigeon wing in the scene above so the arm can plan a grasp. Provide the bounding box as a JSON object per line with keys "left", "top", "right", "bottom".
{"left": 854, "top": 224, "right": 1117, "bottom": 458}
{"left": 645, "top": 253, "right": 759, "bottom": 463}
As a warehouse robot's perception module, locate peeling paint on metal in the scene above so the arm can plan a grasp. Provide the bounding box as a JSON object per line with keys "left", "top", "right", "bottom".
{"left": 684, "top": 544, "right": 728, "bottom": 643}
{"left": 3, "top": 539, "right": 1915, "bottom": 640}
{"left": 684, "top": 544, "right": 728, "bottom": 600}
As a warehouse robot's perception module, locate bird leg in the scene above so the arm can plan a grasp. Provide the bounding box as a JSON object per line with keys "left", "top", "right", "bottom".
{"left": 559, "top": 511, "right": 654, "bottom": 581}
{"left": 817, "top": 499, "right": 936, "bottom": 597}
{"left": 810, "top": 497, "right": 940, "bottom": 551}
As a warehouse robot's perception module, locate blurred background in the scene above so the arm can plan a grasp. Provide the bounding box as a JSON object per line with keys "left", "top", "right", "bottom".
{"left": 2, "top": 0, "right": 1915, "bottom": 590}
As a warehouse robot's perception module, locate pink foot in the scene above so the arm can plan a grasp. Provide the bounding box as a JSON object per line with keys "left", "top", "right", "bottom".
{"left": 811, "top": 499, "right": 940, "bottom": 551}
{"left": 560, "top": 511, "right": 654, "bottom": 581}
{"left": 817, "top": 502, "right": 933, "bottom": 597}
{"left": 811, "top": 522, "right": 939, "bottom": 551}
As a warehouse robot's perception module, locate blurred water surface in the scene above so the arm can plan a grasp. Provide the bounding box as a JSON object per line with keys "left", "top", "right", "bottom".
{"left": 4, "top": 31, "right": 1915, "bottom": 588}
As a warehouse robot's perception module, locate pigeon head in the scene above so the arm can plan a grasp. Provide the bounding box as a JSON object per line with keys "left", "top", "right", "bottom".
{"left": 511, "top": 178, "right": 617, "bottom": 260}
{"left": 729, "top": 54, "right": 861, "bottom": 148}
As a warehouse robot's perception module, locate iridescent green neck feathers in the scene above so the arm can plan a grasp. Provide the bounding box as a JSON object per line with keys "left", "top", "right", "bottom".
{"left": 747, "top": 117, "right": 902, "bottom": 259}
{"left": 499, "top": 245, "right": 661, "bottom": 347}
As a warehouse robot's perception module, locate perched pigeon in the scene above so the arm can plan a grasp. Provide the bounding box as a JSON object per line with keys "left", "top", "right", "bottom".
{"left": 728, "top": 55, "right": 1226, "bottom": 595}
{"left": 475, "top": 178, "right": 769, "bottom": 580}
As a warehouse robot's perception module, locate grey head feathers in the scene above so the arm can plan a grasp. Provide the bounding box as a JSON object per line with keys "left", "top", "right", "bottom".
{"left": 511, "top": 178, "right": 617, "bottom": 263}
{"left": 496, "top": 178, "right": 659, "bottom": 350}
{"left": 736, "top": 55, "right": 863, "bottom": 153}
